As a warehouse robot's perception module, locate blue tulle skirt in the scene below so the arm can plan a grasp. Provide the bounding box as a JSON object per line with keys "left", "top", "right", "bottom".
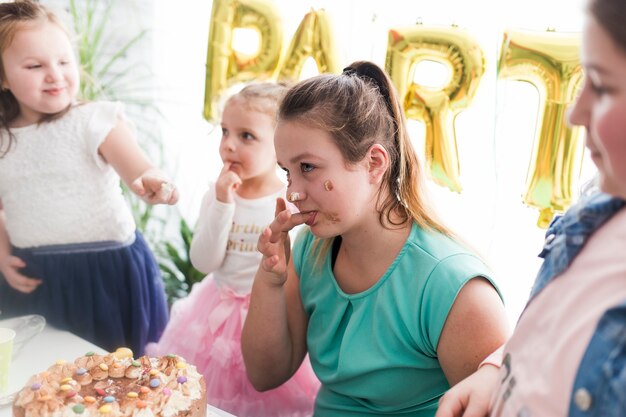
{"left": 0, "top": 231, "right": 168, "bottom": 356}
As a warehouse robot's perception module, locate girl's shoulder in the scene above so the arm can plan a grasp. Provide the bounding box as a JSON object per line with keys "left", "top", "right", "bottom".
{"left": 34, "top": 101, "right": 126, "bottom": 134}
{"left": 406, "top": 222, "right": 474, "bottom": 262}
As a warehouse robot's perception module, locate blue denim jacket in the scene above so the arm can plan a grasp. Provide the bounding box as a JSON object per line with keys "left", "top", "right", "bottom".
{"left": 529, "top": 192, "right": 626, "bottom": 416}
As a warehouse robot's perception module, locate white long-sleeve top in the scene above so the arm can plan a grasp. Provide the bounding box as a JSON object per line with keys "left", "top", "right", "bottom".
{"left": 189, "top": 183, "right": 286, "bottom": 294}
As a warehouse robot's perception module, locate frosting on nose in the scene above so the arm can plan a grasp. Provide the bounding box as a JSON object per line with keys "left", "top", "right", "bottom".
{"left": 288, "top": 192, "right": 301, "bottom": 202}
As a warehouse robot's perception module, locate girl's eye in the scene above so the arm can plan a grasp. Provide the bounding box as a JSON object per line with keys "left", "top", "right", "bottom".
{"left": 26, "top": 64, "right": 41, "bottom": 69}
{"left": 586, "top": 74, "right": 612, "bottom": 96}
{"left": 221, "top": 128, "right": 228, "bottom": 137}
{"left": 242, "top": 132, "right": 255, "bottom": 141}
{"left": 59, "top": 60, "right": 69, "bottom": 65}
{"left": 300, "top": 163, "right": 314, "bottom": 173}
{"left": 590, "top": 82, "right": 609, "bottom": 95}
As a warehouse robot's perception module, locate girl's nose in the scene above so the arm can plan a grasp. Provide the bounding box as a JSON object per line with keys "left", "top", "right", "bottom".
{"left": 568, "top": 79, "right": 590, "bottom": 128}
{"left": 221, "top": 135, "right": 236, "bottom": 152}
{"left": 286, "top": 177, "right": 306, "bottom": 203}
{"left": 287, "top": 191, "right": 306, "bottom": 202}
{"left": 45, "top": 65, "right": 62, "bottom": 83}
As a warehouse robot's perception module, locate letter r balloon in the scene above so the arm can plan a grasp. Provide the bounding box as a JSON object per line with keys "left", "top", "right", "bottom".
{"left": 386, "top": 24, "right": 486, "bottom": 193}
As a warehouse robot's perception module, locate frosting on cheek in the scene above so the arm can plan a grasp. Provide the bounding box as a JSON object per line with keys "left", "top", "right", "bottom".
{"left": 324, "top": 213, "right": 340, "bottom": 223}
{"left": 323, "top": 181, "right": 338, "bottom": 222}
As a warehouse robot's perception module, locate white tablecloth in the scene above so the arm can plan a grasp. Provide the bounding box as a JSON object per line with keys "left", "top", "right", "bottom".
{"left": 0, "top": 323, "right": 234, "bottom": 417}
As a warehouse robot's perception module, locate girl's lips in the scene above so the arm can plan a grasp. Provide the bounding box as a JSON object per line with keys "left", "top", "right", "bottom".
{"left": 44, "top": 87, "right": 64, "bottom": 95}
{"left": 304, "top": 211, "right": 317, "bottom": 226}
{"left": 227, "top": 162, "right": 242, "bottom": 173}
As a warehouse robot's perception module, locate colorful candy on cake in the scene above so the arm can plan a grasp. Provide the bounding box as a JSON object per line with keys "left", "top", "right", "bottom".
{"left": 12, "top": 348, "right": 207, "bottom": 417}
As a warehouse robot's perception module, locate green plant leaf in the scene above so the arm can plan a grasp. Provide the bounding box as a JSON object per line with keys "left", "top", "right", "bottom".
{"left": 97, "top": 29, "right": 148, "bottom": 79}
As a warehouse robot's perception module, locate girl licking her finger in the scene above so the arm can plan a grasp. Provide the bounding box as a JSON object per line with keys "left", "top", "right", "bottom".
{"left": 242, "top": 61, "right": 510, "bottom": 417}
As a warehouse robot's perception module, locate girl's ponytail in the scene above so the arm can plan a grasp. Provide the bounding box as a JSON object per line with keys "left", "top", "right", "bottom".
{"left": 342, "top": 61, "right": 449, "bottom": 235}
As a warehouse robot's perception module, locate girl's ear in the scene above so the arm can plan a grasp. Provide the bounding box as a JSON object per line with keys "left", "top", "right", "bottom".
{"left": 367, "top": 144, "right": 389, "bottom": 184}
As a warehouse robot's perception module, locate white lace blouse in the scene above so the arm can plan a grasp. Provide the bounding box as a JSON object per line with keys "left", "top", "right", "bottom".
{"left": 0, "top": 101, "right": 136, "bottom": 248}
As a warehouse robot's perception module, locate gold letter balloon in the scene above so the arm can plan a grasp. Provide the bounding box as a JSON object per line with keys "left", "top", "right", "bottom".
{"left": 498, "top": 29, "right": 584, "bottom": 228}
{"left": 386, "top": 24, "right": 485, "bottom": 193}
{"left": 203, "top": 0, "right": 283, "bottom": 122}
{"left": 277, "top": 8, "right": 342, "bottom": 82}
{"left": 202, "top": 4, "right": 587, "bottom": 229}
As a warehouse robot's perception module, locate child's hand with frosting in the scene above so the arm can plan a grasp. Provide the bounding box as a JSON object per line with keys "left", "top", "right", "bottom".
{"left": 131, "top": 168, "right": 178, "bottom": 205}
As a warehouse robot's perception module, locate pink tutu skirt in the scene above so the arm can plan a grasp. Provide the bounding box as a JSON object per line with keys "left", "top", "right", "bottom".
{"left": 146, "top": 277, "right": 320, "bottom": 417}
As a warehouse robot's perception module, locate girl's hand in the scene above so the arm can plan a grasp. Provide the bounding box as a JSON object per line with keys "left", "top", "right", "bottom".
{"left": 215, "top": 163, "right": 242, "bottom": 203}
{"left": 257, "top": 198, "right": 312, "bottom": 286}
{"left": 0, "top": 255, "right": 42, "bottom": 293}
{"left": 435, "top": 364, "right": 499, "bottom": 417}
{"left": 131, "top": 169, "right": 179, "bottom": 205}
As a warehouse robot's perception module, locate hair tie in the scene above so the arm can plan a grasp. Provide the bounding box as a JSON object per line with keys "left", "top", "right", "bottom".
{"left": 342, "top": 67, "right": 356, "bottom": 76}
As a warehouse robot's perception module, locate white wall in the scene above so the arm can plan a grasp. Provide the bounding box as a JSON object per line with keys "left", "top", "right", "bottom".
{"left": 148, "top": 0, "right": 593, "bottom": 325}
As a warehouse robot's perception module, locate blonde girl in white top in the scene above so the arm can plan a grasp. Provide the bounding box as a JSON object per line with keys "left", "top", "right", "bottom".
{"left": 0, "top": 0, "right": 177, "bottom": 355}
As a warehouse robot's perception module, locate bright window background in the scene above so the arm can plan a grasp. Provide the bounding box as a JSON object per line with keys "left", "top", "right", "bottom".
{"left": 144, "top": 0, "right": 594, "bottom": 325}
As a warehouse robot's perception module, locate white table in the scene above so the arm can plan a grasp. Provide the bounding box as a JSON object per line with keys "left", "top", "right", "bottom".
{"left": 0, "top": 324, "right": 234, "bottom": 417}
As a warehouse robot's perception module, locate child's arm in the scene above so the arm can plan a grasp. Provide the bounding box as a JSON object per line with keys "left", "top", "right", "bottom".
{"left": 189, "top": 164, "right": 242, "bottom": 273}
{"left": 0, "top": 202, "right": 42, "bottom": 293}
{"left": 242, "top": 198, "right": 312, "bottom": 391}
{"left": 432, "top": 278, "right": 508, "bottom": 416}
{"left": 437, "top": 278, "right": 509, "bottom": 386}
{"left": 189, "top": 188, "right": 231, "bottom": 274}
{"left": 98, "top": 119, "right": 178, "bottom": 205}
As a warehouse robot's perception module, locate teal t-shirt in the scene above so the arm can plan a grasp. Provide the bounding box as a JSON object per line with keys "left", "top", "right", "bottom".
{"left": 293, "top": 222, "right": 500, "bottom": 416}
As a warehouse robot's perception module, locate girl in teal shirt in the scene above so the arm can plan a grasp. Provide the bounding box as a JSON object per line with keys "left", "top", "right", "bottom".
{"left": 242, "top": 61, "right": 510, "bottom": 416}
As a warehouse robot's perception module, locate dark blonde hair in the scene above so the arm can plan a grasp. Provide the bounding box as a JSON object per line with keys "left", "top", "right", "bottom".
{"left": 279, "top": 61, "right": 452, "bottom": 262}
{"left": 225, "top": 82, "right": 289, "bottom": 126}
{"left": 0, "top": 0, "right": 71, "bottom": 156}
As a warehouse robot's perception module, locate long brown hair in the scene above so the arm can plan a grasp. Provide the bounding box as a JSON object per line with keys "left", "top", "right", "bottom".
{"left": 0, "top": 0, "right": 72, "bottom": 157}
{"left": 279, "top": 61, "right": 452, "bottom": 263}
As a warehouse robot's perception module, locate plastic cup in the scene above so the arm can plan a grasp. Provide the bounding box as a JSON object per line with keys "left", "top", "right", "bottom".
{"left": 0, "top": 327, "right": 16, "bottom": 394}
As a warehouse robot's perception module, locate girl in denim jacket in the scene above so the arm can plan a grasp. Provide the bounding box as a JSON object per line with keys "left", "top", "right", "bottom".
{"left": 436, "top": 0, "right": 626, "bottom": 416}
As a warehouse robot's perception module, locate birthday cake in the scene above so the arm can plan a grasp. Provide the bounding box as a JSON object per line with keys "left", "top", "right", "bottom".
{"left": 12, "top": 348, "right": 206, "bottom": 417}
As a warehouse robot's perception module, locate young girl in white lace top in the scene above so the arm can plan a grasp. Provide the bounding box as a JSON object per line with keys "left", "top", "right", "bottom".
{"left": 0, "top": 0, "right": 177, "bottom": 356}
